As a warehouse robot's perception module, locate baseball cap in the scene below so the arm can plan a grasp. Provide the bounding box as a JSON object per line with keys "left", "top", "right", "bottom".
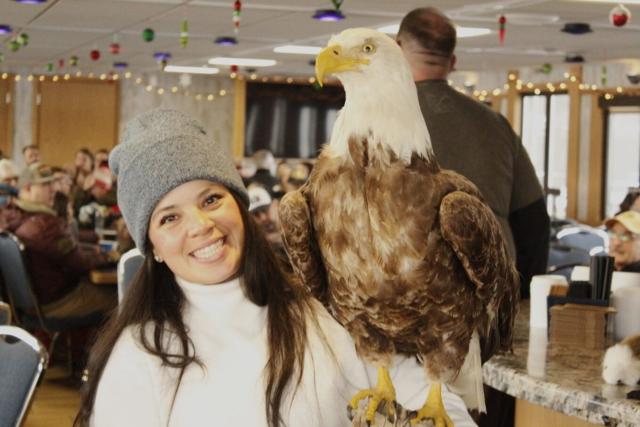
{"left": 248, "top": 185, "right": 272, "bottom": 212}
{"left": 604, "top": 210, "right": 640, "bottom": 234}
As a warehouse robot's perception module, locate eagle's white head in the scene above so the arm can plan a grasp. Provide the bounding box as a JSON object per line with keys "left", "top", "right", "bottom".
{"left": 316, "top": 27, "right": 433, "bottom": 163}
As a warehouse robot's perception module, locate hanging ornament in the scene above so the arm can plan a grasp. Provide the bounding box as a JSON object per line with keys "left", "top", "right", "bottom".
{"left": 610, "top": 4, "right": 631, "bottom": 27}
{"left": 0, "top": 52, "right": 4, "bottom": 64}
{"left": 58, "top": 58, "right": 64, "bottom": 68}
{"left": 70, "top": 55, "right": 79, "bottom": 67}
{"left": 233, "top": 0, "right": 242, "bottom": 34}
{"left": 180, "top": 19, "right": 188, "bottom": 48}
{"left": 45, "top": 62, "right": 53, "bottom": 73}
{"left": 230, "top": 64, "right": 239, "bottom": 73}
{"left": 109, "top": 34, "right": 120, "bottom": 54}
{"left": 498, "top": 15, "right": 507, "bottom": 44}
{"left": 90, "top": 49, "right": 101, "bottom": 61}
{"left": 536, "top": 63, "right": 552, "bottom": 74}
{"left": 9, "top": 40, "right": 20, "bottom": 52}
{"left": 142, "top": 28, "right": 155, "bottom": 42}
{"left": 17, "top": 33, "right": 29, "bottom": 47}
{"left": 601, "top": 65, "right": 608, "bottom": 86}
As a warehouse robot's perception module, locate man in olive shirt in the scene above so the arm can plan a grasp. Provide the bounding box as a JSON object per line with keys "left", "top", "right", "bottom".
{"left": 397, "top": 7, "right": 550, "bottom": 300}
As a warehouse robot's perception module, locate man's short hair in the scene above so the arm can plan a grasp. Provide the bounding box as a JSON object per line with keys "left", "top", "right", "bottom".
{"left": 22, "top": 145, "right": 39, "bottom": 155}
{"left": 398, "top": 7, "right": 457, "bottom": 58}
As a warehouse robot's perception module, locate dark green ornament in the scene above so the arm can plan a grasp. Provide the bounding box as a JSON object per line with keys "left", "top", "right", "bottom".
{"left": 9, "top": 40, "right": 20, "bottom": 52}
{"left": 142, "top": 28, "right": 155, "bottom": 42}
{"left": 46, "top": 62, "right": 53, "bottom": 72}
{"left": 0, "top": 52, "right": 4, "bottom": 64}
{"left": 17, "top": 33, "right": 29, "bottom": 46}
{"left": 70, "top": 55, "right": 79, "bottom": 67}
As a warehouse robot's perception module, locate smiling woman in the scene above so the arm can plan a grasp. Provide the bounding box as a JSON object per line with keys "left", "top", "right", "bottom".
{"left": 72, "top": 109, "right": 475, "bottom": 427}
{"left": 148, "top": 181, "right": 245, "bottom": 285}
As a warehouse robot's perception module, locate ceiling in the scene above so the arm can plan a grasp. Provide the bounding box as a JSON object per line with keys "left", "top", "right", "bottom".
{"left": 1, "top": 0, "right": 640, "bottom": 77}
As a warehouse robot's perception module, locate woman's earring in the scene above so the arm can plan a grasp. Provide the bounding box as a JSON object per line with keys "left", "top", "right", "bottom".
{"left": 154, "top": 254, "right": 163, "bottom": 263}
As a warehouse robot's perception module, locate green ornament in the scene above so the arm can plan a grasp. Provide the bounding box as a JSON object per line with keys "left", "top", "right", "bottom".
{"left": 9, "top": 40, "right": 20, "bottom": 52}
{"left": 541, "top": 63, "right": 552, "bottom": 74}
{"left": 17, "top": 33, "right": 29, "bottom": 47}
{"left": 0, "top": 52, "right": 4, "bottom": 64}
{"left": 46, "top": 62, "right": 53, "bottom": 72}
{"left": 142, "top": 28, "right": 155, "bottom": 42}
{"left": 70, "top": 55, "right": 79, "bottom": 67}
{"left": 180, "top": 19, "right": 188, "bottom": 48}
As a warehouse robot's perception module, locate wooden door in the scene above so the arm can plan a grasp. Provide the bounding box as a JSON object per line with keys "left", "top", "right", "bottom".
{"left": 0, "top": 77, "right": 13, "bottom": 158}
{"left": 34, "top": 78, "right": 119, "bottom": 168}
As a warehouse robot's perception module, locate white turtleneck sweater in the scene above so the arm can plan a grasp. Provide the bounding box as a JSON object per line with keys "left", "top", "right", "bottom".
{"left": 92, "top": 276, "right": 475, "bottom": 426}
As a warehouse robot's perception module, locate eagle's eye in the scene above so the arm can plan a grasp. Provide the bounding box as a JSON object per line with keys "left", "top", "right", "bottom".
{"left": 362, "top": 43, "right": 376, "bottom": 54}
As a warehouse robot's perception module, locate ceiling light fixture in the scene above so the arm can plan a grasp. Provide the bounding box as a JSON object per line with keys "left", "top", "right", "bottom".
{"left": 561, "top": 22, "right": 593, "bottom": 34}
{"left": 313, "top": 0, "right": 345, "bottom": 21}
{"left": 378, "top": 24, "right": 491, "bottom": 38}
{"left": 0, "top": 25, "right": 12, "bottom": 34}
{"left": 215, "top": 36, "right": 238, "bottom": 46}
{"left": 13, "top": 0, "right": 47, "bottom": 4}
{"left": 164, "top": 65, "right": 220, "bottom": 74}
{"left": 313, "top": 9, "right": 345, "bottom": 21}
{"left": 273, "top": 45, "right": 323, "bottom": 55}
{"left": 208, "top": 57, "right": 276, "bottom": 67}
{"left": 113, "top": 62, "right": 128, "bottom": 70}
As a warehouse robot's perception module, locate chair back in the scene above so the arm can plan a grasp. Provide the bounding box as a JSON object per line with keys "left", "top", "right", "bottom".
{"left": 0, "top": 301, "right": 11, "bottom": 325}
{"left": 117, "top": 248, "right": 144, "bottom": 303}
{"left": 0, "top": 325, "right": 48, "bottom": 427}
{"left": 555, "top": 225, "right": 608, "bottom": 255}
{"left": 0, "top": 232, "right": 44, "bottom": 327}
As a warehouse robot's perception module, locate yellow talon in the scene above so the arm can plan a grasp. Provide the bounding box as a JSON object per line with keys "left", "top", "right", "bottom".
{"left": 410, "top": 383, "right": 454, "bottom": 427}
{"left": 349, "top": 366, "right": 397, "bottom": 423}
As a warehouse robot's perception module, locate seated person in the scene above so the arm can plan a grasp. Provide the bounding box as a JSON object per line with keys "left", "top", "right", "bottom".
{"left": 248, "top": 184, "right": 284, "bottom": 255}
{"left": 75, "top": 164, "right": 118, "bottom": 229}
{"left": 0, "top": 163, "right": 116, "bottom": 318}
{"left": 0, "top": 159, "right": 19, "bottom": 207}
{"left": 605, "top": 210, "right": 640, "bottom": 272}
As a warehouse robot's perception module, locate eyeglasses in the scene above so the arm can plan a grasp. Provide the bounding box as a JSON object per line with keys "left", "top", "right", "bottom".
{"left": 607, "top": 230, "right": 638, "bottom": 242}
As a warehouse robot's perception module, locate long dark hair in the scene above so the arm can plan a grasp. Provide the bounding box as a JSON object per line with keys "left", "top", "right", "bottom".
{"left": 74, "top": 191, "right": 313, "bottom": 427}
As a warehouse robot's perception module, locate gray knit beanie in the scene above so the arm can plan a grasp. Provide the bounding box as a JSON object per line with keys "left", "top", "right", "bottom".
{"left": 110, "top": 109, "right": 248, "bottom": 253}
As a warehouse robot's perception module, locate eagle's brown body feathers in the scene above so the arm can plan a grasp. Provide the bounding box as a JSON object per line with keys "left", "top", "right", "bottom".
{"left": 280, "top": 137, "right": 519, "bottom": 383}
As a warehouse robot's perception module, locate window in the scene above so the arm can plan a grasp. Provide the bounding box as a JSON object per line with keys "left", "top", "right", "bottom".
{"left": 245, "top": 82, "right": 345, "bottom": 158}
{"left": 521, "top": 93, "right": 570, "bottom": 218}
{"left": 604, "top": 106, "right": 640, "bottom": 217}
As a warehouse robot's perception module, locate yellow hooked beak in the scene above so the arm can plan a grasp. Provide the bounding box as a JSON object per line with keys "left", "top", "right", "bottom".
{"left": 315, "top": 45, "right": 370, "bottom": 87}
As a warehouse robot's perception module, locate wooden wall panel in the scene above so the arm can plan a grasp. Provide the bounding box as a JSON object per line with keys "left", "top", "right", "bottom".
{"left": 34, "top": 78, "right": 119, "bottom": 168}
{"left": 0, "top": 77, "right": 14, "bottom": 158}
{"left": 232, "top": 78, "right": 246, "bottom": 159}
{"left": 515, "top": 399, "right": 599, "bottom": 427}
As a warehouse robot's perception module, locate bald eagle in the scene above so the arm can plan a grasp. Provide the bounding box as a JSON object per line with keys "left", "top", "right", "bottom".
{"left": 279, "top": 28, "right": 519, "bottom": 426}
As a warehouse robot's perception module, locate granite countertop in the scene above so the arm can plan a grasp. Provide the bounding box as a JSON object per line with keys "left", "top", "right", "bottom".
{"left": 483, "top": 302, "right": 640, "bottom": 427}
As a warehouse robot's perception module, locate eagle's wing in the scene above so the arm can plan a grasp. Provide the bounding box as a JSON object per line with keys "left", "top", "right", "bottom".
{"left": 279, "top": 188, "right": 329, "bottom": 305}
{"left": 439, "top": 191, "right": 520, "bottom": 361}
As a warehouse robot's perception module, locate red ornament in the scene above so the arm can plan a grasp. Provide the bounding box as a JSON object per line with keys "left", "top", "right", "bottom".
{"left": 58, "top": 58, "right": 64, "bottom": 68}
{"left": 109, "top": 42, "right": 120, "bottom": 54}
{"left": 90, "top": 49, "right": 100, "bottom": 61}
{"left": 230, "top": 64, "right": 239, "bottom": 73}
{"left": 498, "top": 15, "right": 507, "bottom": 44}
{"left": 610, "top": 4, "right": 631, "bottom": 27}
